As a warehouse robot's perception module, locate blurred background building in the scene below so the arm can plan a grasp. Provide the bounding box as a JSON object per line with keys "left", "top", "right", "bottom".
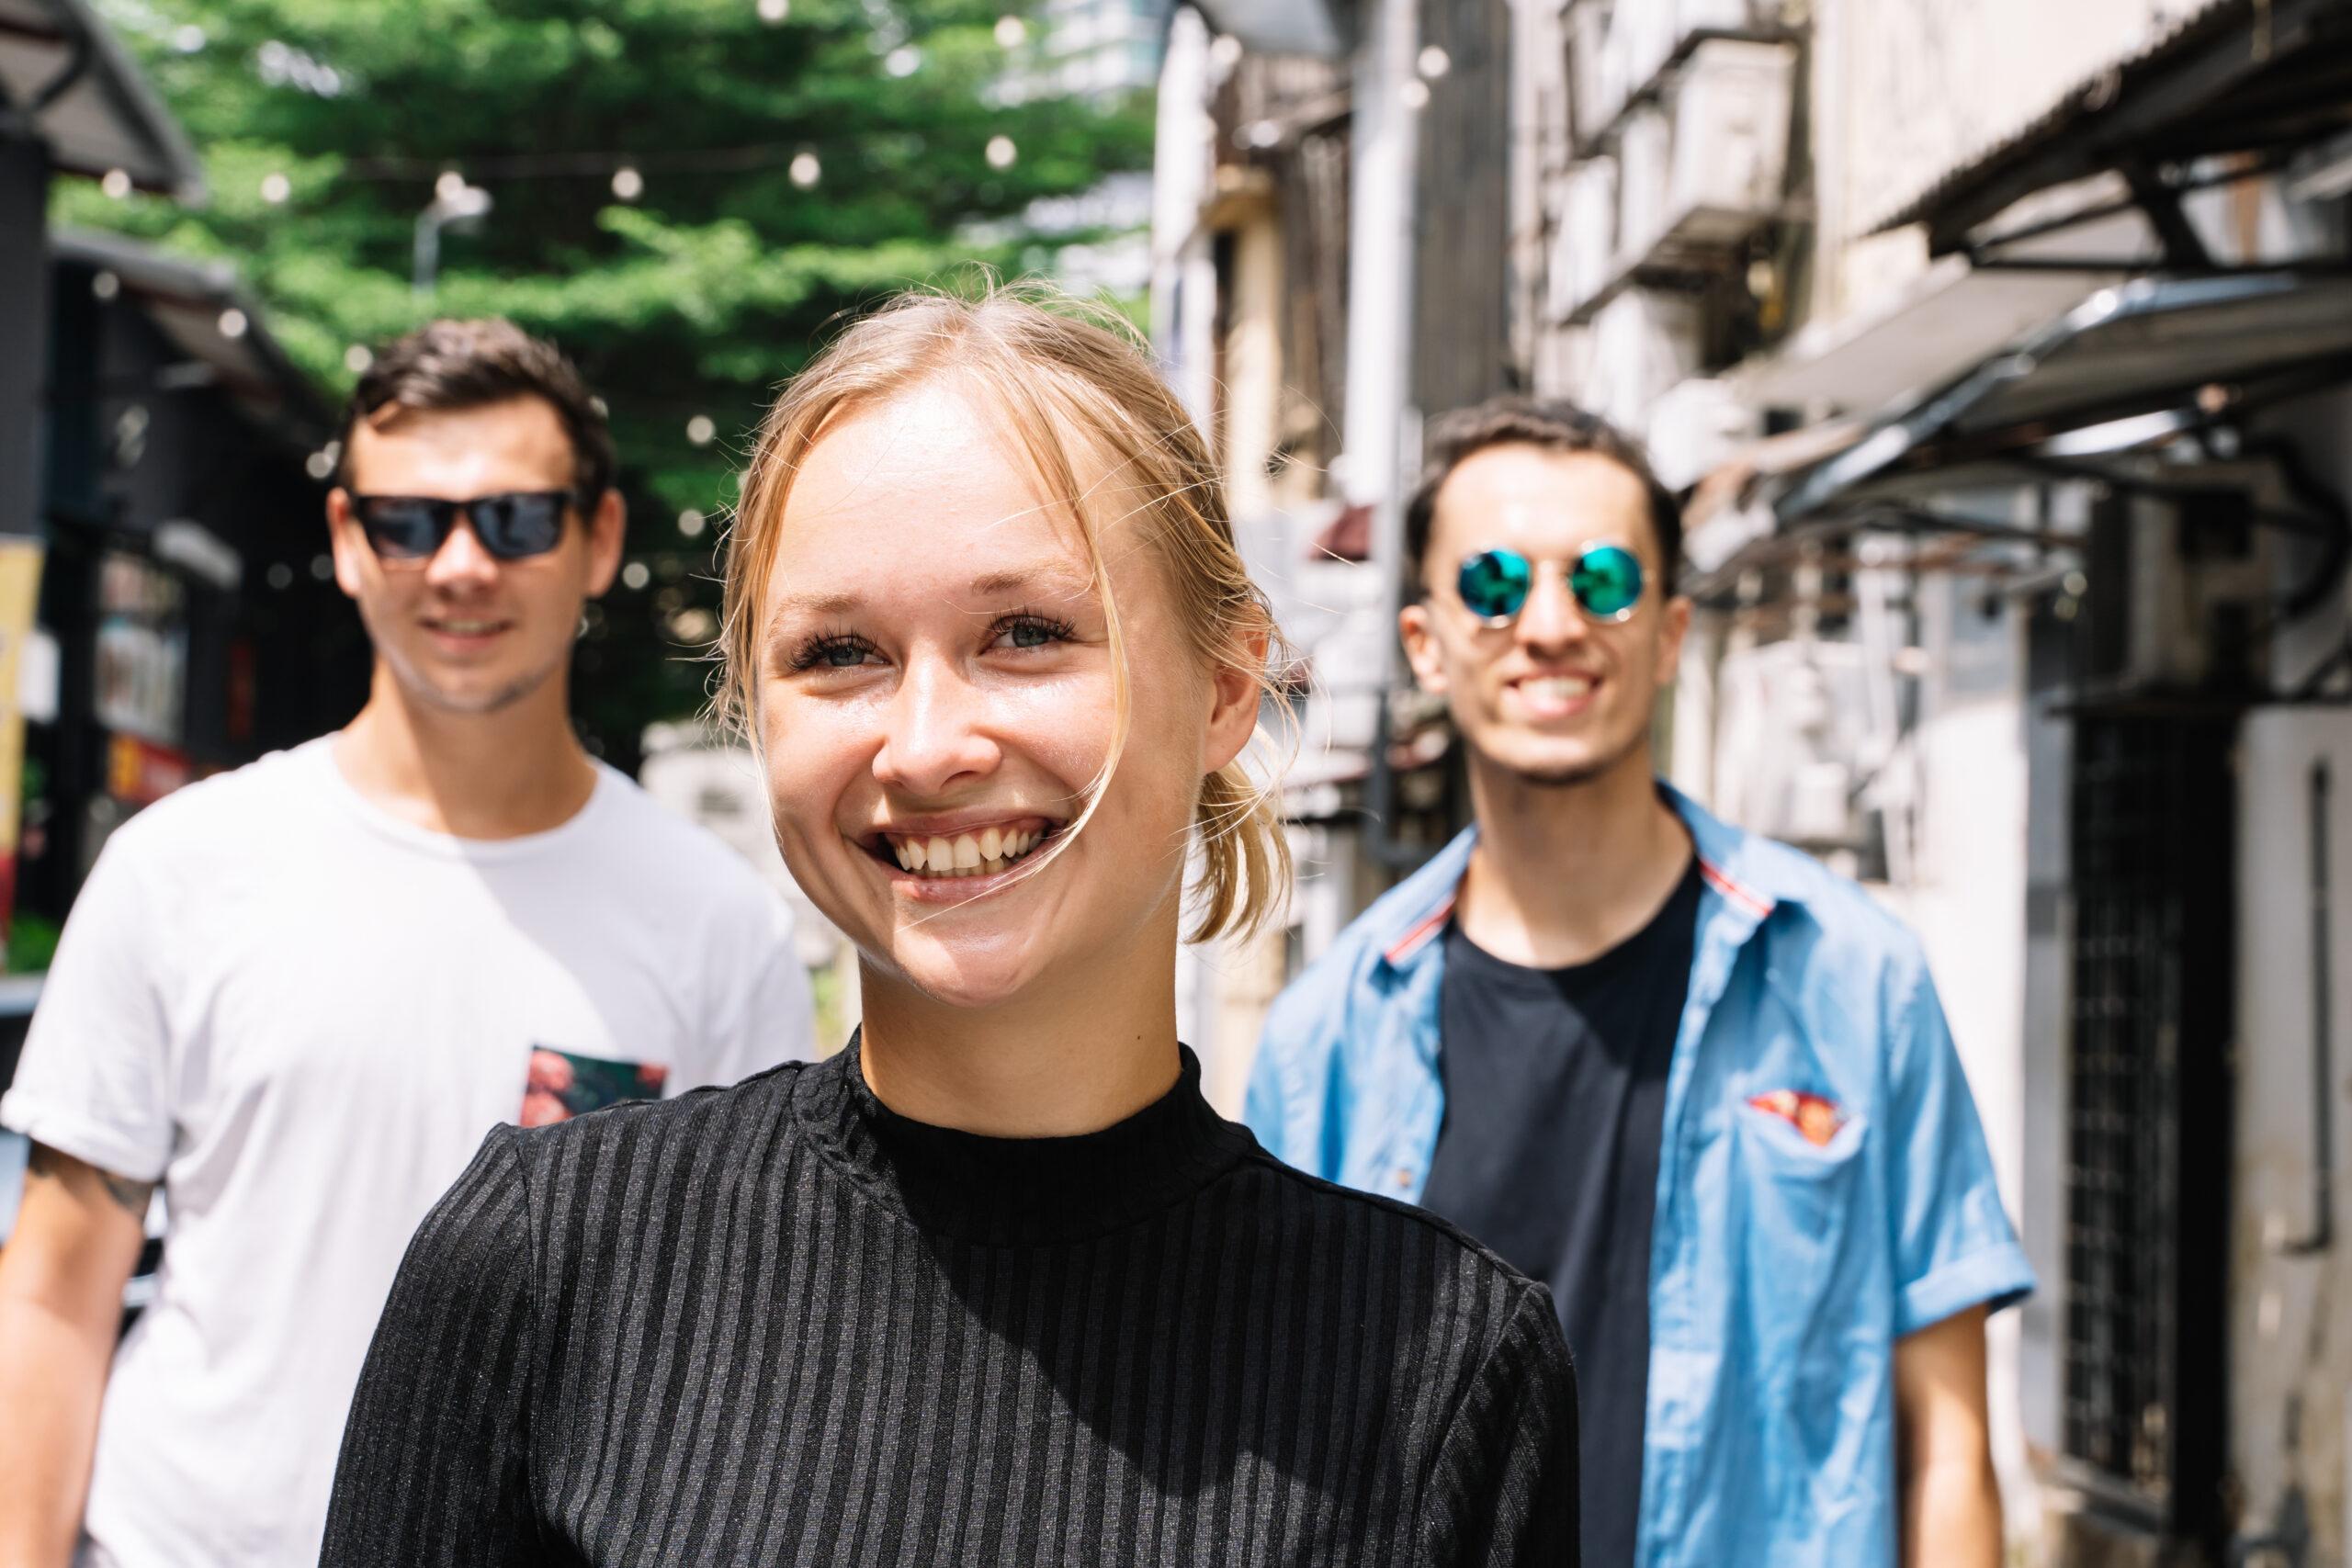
{"left": 1153, "top": 1, "right": 2352, "bottom": 1562}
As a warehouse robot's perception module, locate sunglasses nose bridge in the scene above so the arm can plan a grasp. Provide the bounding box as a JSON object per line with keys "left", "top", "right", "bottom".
{"left": 424, "top": 506, "right": 501, "bottom": 578}
{"left": 1514, "top": 564, "right": 1590, "bottom": 642}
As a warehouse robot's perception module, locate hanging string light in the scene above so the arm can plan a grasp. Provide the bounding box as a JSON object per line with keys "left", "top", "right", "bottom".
{"left": 790, "top": 152, "right": 821, "bottom": 188}
{"left": 985, "top": 135, "right": 1017, "bottom": 170}
{"left": 611, "top": 165, "right": 644, "bottom": 201}
{"left": 757, "top": 0, "right": 789, "bottom": 20}
{"left": 260, "top": 172, "right": 292, "bottom": 204}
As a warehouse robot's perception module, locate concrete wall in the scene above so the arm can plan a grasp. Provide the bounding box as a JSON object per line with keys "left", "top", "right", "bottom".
{"left": 1808, "top": 0, "right": 2202, "bottom": 334}
{"left": 2227, "top": 383, "right": 2352, "bottom": 1568}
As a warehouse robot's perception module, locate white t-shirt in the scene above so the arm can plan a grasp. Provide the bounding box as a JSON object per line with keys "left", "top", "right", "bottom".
{"left": 0, "top": 738, "right": 816, "bottom": 1568}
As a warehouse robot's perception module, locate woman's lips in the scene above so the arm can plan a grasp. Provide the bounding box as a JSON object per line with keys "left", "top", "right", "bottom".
{"left": 855, "top": 817, "right": 1063, "bottom": 899}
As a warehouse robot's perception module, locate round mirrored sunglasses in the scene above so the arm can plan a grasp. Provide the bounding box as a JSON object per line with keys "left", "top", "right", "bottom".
{"left": 1455, "top": 543, "right": 1645, "bottom": 626}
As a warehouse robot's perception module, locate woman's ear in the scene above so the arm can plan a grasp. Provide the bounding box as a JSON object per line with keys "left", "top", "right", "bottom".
{"left": 1203, "top": 628, "right": 1268, "bottom": 775}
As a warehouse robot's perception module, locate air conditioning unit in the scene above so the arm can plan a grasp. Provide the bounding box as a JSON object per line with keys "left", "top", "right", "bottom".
{"left": 1567, "top": 0, "right": 1620, "bottom": 143}
{"left": 1616, "top": 105, "right": 1671, "bottom": 262}
{"left": 1556, "top": 156, "right": 1619, "bottom": 314}
{"left": 1661, "top": 39, "right": 1794, "bottom": 246}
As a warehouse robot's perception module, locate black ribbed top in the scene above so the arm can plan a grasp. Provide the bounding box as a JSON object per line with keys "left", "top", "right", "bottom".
{"left": 322, "top": 1037, "right": 1578, "bottom": 1565}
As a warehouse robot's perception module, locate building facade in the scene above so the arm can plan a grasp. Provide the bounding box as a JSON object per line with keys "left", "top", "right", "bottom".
{"left": 1156, "top": 1, "right": 2352, "bottom": 1561}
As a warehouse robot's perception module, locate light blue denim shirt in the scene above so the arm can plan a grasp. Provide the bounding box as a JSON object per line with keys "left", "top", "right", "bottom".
{"left": 1246, "top": 784, "right": 2034, "bottom": 1566}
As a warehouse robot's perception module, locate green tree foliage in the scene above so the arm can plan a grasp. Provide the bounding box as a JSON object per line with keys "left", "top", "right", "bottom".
{"left": 61, "top": 0, "right": 1153, "bottom": 760}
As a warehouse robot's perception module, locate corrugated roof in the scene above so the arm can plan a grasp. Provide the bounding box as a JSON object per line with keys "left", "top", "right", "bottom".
{"left": 1866, "top": 0, "right": 2344, "bottom": 241}
{"left": 0, "top": 0, "right": 204, "bottom": 200}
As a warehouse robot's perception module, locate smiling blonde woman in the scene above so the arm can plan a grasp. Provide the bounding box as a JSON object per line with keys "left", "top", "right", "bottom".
{"left": 320, "top": 288, "right": 1579, "bottom": 1566}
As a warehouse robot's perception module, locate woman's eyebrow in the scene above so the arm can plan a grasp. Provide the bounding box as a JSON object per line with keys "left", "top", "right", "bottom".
{"left": 965, "top": 565, "right": 1093, "bottom": 602}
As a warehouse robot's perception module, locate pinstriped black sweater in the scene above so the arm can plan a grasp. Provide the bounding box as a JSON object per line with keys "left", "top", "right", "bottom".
{"left": 320, "top": 1038, "right": 1578, "bottom": 1565}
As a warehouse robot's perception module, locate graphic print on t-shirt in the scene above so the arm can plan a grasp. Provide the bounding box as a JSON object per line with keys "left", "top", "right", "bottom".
{"left": 522, "top": 1046, "right": 670, "bottom": 1127}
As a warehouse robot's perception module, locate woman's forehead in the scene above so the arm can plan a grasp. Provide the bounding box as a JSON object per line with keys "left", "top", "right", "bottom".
{"left": 771, "top": 383, "right": 1147, "bottom": 596}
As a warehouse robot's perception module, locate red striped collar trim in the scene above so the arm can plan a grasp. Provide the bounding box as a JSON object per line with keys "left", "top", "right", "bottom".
{"left": 1699, "top": 857, "right": 1774, "bottom": 920}
{"left": 1382, "top": 852, "right": 1774, "bottom": 966}
{"left": 1380, "top": 896, "right": 1457, "bottom": 965}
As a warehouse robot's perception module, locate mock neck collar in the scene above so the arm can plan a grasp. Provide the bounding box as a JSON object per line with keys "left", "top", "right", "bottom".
{"left": 794, "top": 1032, "right": 1255, "bottom": 1247}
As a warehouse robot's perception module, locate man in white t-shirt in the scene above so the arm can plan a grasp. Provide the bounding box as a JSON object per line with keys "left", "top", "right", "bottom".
{"left": 0, "top": 320, "right": 816, "bottom": 1568}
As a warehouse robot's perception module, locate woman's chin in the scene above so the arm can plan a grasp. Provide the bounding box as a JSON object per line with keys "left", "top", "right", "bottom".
{"left": 870, "top": 936, "right": 1046, "bottom": 1013}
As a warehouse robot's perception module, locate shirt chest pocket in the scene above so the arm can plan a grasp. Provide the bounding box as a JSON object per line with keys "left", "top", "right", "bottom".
{"left": 1733, "top": 1100, "right": 1869, "bottom": 1275}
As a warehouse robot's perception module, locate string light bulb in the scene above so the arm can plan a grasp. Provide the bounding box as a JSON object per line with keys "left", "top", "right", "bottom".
{"left": 994, "top": 15, "right": 1026, "bottom": 47}
{"left": 435, "top": 169, "right": 469, "bottom": 201}
{"left": 985, "top": 135, "right": 1017, "bottom": 170}
{"left": 790, "top": 152, "right": 821, "bottom": 187}
{"left": 344, "top": 344, "right": 373, "bottom": 374}
{"left": 260, "top": 172, "right": 291, "bottom": 204}
{"left": 757, "top": 0, "right": 789, "bottom": 20}
{"left": 611, "top": 165, "right": 644, "bottom": 201}
{"left": 686, "top": 415, "right": 718, "bottom": 446}
{"left": 101, "top": 168, "right": 131, "bottom": 198}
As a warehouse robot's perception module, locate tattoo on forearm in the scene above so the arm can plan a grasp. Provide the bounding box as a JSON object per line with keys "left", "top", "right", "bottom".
{"left": 99, "top": 1169, "right": 153, "bottom": 1218}
{"left": 26, "top": 1143, "right": 154, "bottom": 1219}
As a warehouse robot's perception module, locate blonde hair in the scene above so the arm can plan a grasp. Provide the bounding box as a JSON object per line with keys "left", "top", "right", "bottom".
{"left": 719, "top": 285, "right": 1293, "bottom": 943}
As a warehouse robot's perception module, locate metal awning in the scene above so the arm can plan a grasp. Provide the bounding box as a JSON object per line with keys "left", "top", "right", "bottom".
{"left": 1191, "top": 0, "right": 1350, "bottom": 58}
{"left": 56, "top": 229, "right": 328, "bottom": 444}
{"left": 1732, "top": 254, "right": 2130, "bottom": 417}
{"left": 1775, "top": 269, "right": 2352, "bottom": 523}
{"left": 0, "top": 0, "right": 204, "bottom": 201}
{"left": 1870, "top": 0, "right": 2352, "bottom": 255}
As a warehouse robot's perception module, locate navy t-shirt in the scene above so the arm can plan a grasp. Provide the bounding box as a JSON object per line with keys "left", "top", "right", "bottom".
{"left": 1417, "top": 856, "right": 1701, "bottom": 1568}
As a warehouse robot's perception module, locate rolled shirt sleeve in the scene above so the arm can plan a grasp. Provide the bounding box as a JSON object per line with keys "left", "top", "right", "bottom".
{"left": 0, "top": 832, "right": 176, "bottom": 1181}
{"left": 1883, "top": 952, "right": 2036, "bottom": 1337}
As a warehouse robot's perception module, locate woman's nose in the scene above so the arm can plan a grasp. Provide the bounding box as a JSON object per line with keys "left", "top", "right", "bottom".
{"left": 871, "top": 660, "right": 1000, "bottom": 796}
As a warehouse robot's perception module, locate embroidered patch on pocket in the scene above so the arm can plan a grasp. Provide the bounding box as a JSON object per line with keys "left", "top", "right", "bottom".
{"left": 521, "top": 1047, "right": 671, "bottom": 1127}
{"left": 1746, "top": 1088, "right": 1849, "bottom": 1148}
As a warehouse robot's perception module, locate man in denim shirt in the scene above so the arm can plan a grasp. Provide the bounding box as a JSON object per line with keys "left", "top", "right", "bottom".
{"left": 1248, "top": 399, "right": 2032, "bottom": 1567}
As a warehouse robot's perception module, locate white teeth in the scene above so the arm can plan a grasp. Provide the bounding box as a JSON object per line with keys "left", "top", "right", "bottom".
{"left": 883, "top": 826, "right": 1053, "bottom": 878}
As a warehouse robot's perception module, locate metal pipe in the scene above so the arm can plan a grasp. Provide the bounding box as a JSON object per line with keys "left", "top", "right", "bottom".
{"left": 1344, "top": 0, "right": 1425, "bottom": 869}
{"left": 2286, "top": 755, "right": 2335, "bottom": 1255}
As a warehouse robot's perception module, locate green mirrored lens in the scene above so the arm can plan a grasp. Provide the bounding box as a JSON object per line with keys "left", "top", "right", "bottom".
{"left": 1457, "top": 548, "right": 1532, "bottom": 621}
{"left": 1570, "top": 545, "right": 1644, "bottom": 619}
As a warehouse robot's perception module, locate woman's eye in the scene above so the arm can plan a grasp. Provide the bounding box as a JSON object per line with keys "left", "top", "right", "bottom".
{"left": 994, "top": 615, "right": 1072, "bottom": 651}
{"left": 790, "top": 635, "right": 876, "bottom": 671}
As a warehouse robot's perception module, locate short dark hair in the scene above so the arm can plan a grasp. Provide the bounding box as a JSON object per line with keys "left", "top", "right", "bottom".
{"left": 1403, "top": 396, "right": 1682, "bottom": 598}
{"left": 335, "top": 319, "right": 616, "bottom": 500}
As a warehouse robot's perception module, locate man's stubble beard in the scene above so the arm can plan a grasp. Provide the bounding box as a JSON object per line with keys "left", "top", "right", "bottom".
{"left": 383, "top": 641, "right": 567, "bottom": 719}
{"left": 1472, "top": 704, "right": 1651, "bottom": 792}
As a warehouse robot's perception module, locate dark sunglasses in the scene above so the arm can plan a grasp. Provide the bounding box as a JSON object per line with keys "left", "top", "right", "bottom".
{"left": 347, "top": 491, "right": 583, "bottom": 564}
{"left": 1454, "top": 543, "right": 1645, "bottom": 626}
